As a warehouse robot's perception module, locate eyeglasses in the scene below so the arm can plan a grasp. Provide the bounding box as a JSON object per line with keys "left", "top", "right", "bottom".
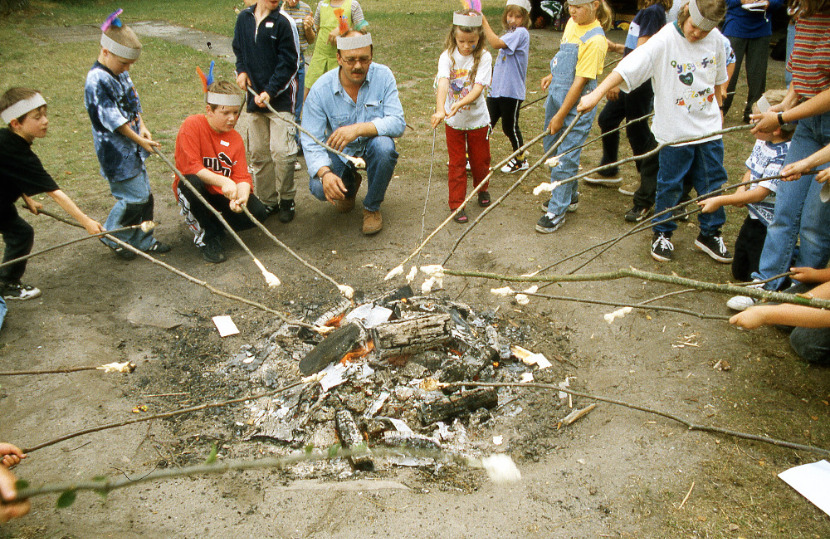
{"left": 341, "top": 56, "right": 371, "bottom": 66}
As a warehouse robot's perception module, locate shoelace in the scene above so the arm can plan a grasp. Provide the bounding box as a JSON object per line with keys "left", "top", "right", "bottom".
{"left": 653, "top": 235, "right": 673, "bottom": 251}
{"left": 713, "top": 236, "right": 727, "bottom": 254}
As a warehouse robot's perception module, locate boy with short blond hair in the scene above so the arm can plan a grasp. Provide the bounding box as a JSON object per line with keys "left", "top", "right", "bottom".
{"left": 84, "top": 10, "right": 169, "bottom": 259}
{"left": 174, "top": 79, "right": 269, "bottom": 263}
{"left": 0, "top": 87, "right": 103, "bottom": 301}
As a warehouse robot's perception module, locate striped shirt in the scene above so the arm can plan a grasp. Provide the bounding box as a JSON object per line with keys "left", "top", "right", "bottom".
{"left": 788, "top": 13, "right": 830, "bottom": 98}
{"left": 282, "top": 1, "right": 313, "bottom": 57}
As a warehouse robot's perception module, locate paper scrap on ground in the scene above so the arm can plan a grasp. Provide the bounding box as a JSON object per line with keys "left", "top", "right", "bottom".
{"left": 212, "top": 315, "right": 239, "bottom": 337}
{"left": 778, "top": 460, "right": 830, "bottom": 516}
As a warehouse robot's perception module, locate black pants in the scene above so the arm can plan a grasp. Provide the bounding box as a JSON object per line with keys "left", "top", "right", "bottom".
{"left": 722, "top": 35, "right": 771, "bottom": 120}
{"left": 178, "top": 175, "right": 270, "bottom": 244}
{"left": 0, "top": 205, "right": 34, "bottom": 284}
{"left": 732, "top": 215, "right": 767, "bottom": 282}
{"left": 487, "top": 96, "right": 524, "bottom": 152}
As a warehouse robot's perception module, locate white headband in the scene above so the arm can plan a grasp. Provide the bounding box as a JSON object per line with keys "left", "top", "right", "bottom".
{"left": 336, "top": 33, "right": 373, "bottom": 50}
{"left": 688, "top": 0, "right": 720, "bottom": 31}
{"left": 100, "top": 33, "right": 141, "bottom": 60}
{"left": 567, "top": 0, "right": 594, "bottom": 5}
{"left": 1, "top": 93, "right": 46, "bottom": 124}
{"left": 206, "top": 92, "right": 243, "bottom": 107}
{"left": 453, "top": 12, "right": 483, "bottom": 27}
{"left": 507, "top": 0, "right": 531, "bottom": 11}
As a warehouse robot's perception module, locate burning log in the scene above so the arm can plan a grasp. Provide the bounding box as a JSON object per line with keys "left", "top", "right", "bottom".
{"left": 370, "top": 313, "right": 452, "bottom": 359}
{"left": 299, "top": 323, "right": 362, "bottom": 375}
{"left": 418, "top": 388, "right": 498, "bottom": 425}
{"left": 335, "top": 410, "right": 373, "bottom": 471}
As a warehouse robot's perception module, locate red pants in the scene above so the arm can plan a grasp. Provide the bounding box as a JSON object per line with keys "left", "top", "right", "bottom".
{"left": 446, "top": 125, "right": 491, "bottom": 210}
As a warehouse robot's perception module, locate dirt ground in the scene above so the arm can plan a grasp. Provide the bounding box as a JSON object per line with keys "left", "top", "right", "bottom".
{"left": 1, "top": 18, "right": 829, "bottom": 539}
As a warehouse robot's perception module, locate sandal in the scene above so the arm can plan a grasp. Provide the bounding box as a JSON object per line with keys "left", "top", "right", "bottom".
{"left": 477, "top": 191, "right": 491, "bottom": 207}
{"left": 453, "top": 209, "right": 468, "bottom": 224}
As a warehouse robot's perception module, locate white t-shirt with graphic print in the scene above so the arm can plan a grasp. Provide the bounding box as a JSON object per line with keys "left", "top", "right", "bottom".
{"left": 436, "top": 48, "right": 492, "bottom": 130}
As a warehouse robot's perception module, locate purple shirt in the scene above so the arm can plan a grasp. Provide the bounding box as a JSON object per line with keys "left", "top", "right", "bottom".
{"left": 490, "top": 27, "right": 530, "bottom": 100}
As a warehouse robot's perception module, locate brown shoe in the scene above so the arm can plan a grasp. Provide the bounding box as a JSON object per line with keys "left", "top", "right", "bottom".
{"left": 362, "top": 209, "right": 382, "bottom": 235}
{"left": 333, "top": 172, "right": 362, "bottom": 213}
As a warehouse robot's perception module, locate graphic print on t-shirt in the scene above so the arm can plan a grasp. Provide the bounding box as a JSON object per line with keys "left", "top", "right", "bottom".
{"left": 450, "top": 68, "right": 472, "bottom": 110}
{"left": 203, "top": 152, "right": 235, "bottom": 177}
{"left": 672, "top": 55, "right": 717, "bottom": 112}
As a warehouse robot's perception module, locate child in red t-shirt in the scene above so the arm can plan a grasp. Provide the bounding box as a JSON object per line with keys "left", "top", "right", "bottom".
{"left": 174, "top": 80, "right": 270, "bottom": 263}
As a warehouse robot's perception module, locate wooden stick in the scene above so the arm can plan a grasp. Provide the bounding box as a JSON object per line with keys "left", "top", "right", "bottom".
{"left": 0, "top": 364, "right": 130, "bottom": 376}
{"left": 678, "top": 481, "right": 695, "bottom": 510}
{"left": 153, "top": 148, "right": 281, "bottom": 288}
{"left": 246, "top": 86, "right": 366, "bottom": 170}
{"left": 240, "top": 205, "right": 354, "bottom": 299}
{"left": 0, "top": 222, "right": 150, "bottom": 270}
{"left": 524, "top": 292, "right": 730, "bottom": 320}
{"left": 443, "top": 381, "right": 830, "bottom": 457}
{"left": 35, "top": 211, "right": 321, "bottom": 333}
{"left": 559, "top": 403, "right": 597, "bottom": 428}
{"left": 440, "top": 112, "right": 586, "bottom": 266}
{"left": 23, "top": 381, "right": 306, "bottom": 453}
{"left": 384, "top": 128, "right": 550, "bottom": 280}
{"left": 444, "top": 266, "right": 830, "bottom": 309}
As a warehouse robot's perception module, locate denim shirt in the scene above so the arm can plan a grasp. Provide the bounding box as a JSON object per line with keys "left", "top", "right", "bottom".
{"left": 84, "top": 62, "right": 145, "bottom": 182}
{"left": 301, "top": 62, "right": 405, "bottom": 176}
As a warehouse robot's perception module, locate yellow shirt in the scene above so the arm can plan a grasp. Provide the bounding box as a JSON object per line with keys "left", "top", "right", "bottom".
{"left": 561, "top": 19, "right": 607, "bottom": 80}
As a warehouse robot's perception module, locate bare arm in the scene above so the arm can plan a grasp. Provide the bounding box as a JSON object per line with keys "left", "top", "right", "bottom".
{"left": 752, "top": 86, "right": 829, "bottom": 133}
{"left": 47, "top": 190, "right": 104, "bottom": 234}
{"left": 448, "top": 83, "right": 485, "bottom": 118}
{"left": 578, "top": 71, "right": 623, "bottom": 113}
{"left": 115, "top": 123, "right": 160, "bottom": 153}
{"left": 549, "top": 77, "right": 589, "bottom": 134}
{"left": 730, "top": 281, "right": 830, "bottom": 329}
{"left": 431, "top": 77, "right": 450, "bottom": 128}
{"left": 481, "top": 14, "right": 507, "bottom": 49}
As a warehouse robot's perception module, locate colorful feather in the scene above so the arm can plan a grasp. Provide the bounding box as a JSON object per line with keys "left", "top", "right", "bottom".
{"left": 333, "top": 7, "right": 349, "bottom": 34}
{"left": 196, "top": 61, "right": 215, "bottom": 93}
{"left": 101, "top": 9, "right": 123, "bottom": 32}
{"left": 470, "top": 0, "right": 481, "bottom": 11}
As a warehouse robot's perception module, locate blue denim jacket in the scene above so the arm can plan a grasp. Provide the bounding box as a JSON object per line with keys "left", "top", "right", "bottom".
{"left": 301, "top": 62, "right": 405, "bottom": 177}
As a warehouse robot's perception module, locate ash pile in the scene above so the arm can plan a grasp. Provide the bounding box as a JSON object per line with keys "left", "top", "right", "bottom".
{"left": 226, "top": 287, "right": 584, "bottom": 473}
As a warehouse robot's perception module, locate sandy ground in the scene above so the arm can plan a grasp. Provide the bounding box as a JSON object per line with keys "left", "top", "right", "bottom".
{"left": 1, "top": 20, "right": 828, "bottom": 539}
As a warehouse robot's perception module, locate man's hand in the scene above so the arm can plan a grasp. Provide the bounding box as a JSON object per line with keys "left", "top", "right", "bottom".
{"left": 254, "top": 91, "right": 270, "bottom": 108}
{"left": 0, "top": 466, "right": 29, "bottom": 523}
{"left": 326, "top": 124, "right": 361, "bottom": 152}
{"left": 321, "top": 171, "right": 348, "bottom": 203}
{"left": 236, "top": 72, "right": 251, "bottom": 92}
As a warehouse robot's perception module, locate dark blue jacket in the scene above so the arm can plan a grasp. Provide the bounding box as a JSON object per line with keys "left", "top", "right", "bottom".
{"left": 232, "top": 5, "right": 300, "bottom": 113}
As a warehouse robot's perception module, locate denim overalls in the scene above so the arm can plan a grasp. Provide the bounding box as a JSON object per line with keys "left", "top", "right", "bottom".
{"left": 543, "top": 25, "right": 604, "bottom": 216}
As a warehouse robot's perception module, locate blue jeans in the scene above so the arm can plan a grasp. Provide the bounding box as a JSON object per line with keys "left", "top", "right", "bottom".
{"left": 0, "top": 296, "right": 6, "bottom": 331}
{"left": 309, "top": 136, "right": 398, "bottom": 212}
{"left": 790, "top": 327, "right": 830, "bottom": 365}
{"left": 752, "top": 111, "right": 830, "bottom": 290}
{"left": 104, "top": 169, "right": 157, "bottom": 250}
{"left": 295, "top": 61, "right": 306, "bottom": 147}
{"left": 652, "top": 140, "right": 727, "bottom": 236}
{"left": 543, "top": 86, "right": 596, "bottom": 216}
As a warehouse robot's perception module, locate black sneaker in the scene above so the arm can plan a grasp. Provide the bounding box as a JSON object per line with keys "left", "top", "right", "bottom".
{"left": 199, "top": 238, "right": 226, "bottom": 264}
{"left": 535, "top": 212, "right": 565, "bottom": 234}
{"left": 278, "top": 199, "right": 296, "bottom": 223}
{"left": 695, "top": 233, "right": 732, "bottom": 263}
{"left": 500, "top": 157, "right": 529, "bottom": 174}
{"left": 146, "top": 241, "right": 171, "bottom": 254}
{"left": 567, "top": 192, "right": 579, "bottom": 213}
{"left": 2, "top": 282, "right": 41, "bottom": 300}
{"left": 651, "top": 232, "right": 674, "bottom": 262}
{"left": 625, "top": 204, "right": 652, "bottom": 223}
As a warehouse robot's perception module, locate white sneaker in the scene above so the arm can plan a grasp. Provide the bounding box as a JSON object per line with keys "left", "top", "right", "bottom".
{"left": 294, "top": 160, "right": 302, "bottom": 171}
{"left": 727, "top": 280, "right": 763, "bottom": 311}
{"left": 726, "top": 295, "right": 757, "bottom": 311}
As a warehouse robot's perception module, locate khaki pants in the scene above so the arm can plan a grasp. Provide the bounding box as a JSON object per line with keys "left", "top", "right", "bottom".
{"left": 240, "top": 109, "right": 297, "bottom": 207}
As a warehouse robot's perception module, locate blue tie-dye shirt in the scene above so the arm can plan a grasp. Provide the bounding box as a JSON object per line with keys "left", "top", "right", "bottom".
{"left": 84, "top": 61, "right": 146, "bottom": 182}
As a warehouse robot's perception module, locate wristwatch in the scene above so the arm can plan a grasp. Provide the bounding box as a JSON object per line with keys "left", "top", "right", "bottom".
{"left": 777, "top": 111, "right": 786, "bottom": 126}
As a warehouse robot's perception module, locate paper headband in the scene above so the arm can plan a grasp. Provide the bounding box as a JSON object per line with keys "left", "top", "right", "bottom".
{"left": 567, "top": 0, "right": 594, "bottom": 5}
{"left": 1, "top": 93, "right": 47, "bottom": 124}
{"left": 206, "top": 93, "right": 243, "bottom": 107}
{"left": 453, "top": 12, "right": 483, "bottom": 27}
{"left": 336, "top": 33, "right": 373, "bottom": 50}
{"left": 100, "top": 9, "right": 140, "bottom": 60}
{"left": 506, "top": 0, "right": 531, "bottom": 12}
{"left": 689, "top": 0, "right": 720, "bottom": 31}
